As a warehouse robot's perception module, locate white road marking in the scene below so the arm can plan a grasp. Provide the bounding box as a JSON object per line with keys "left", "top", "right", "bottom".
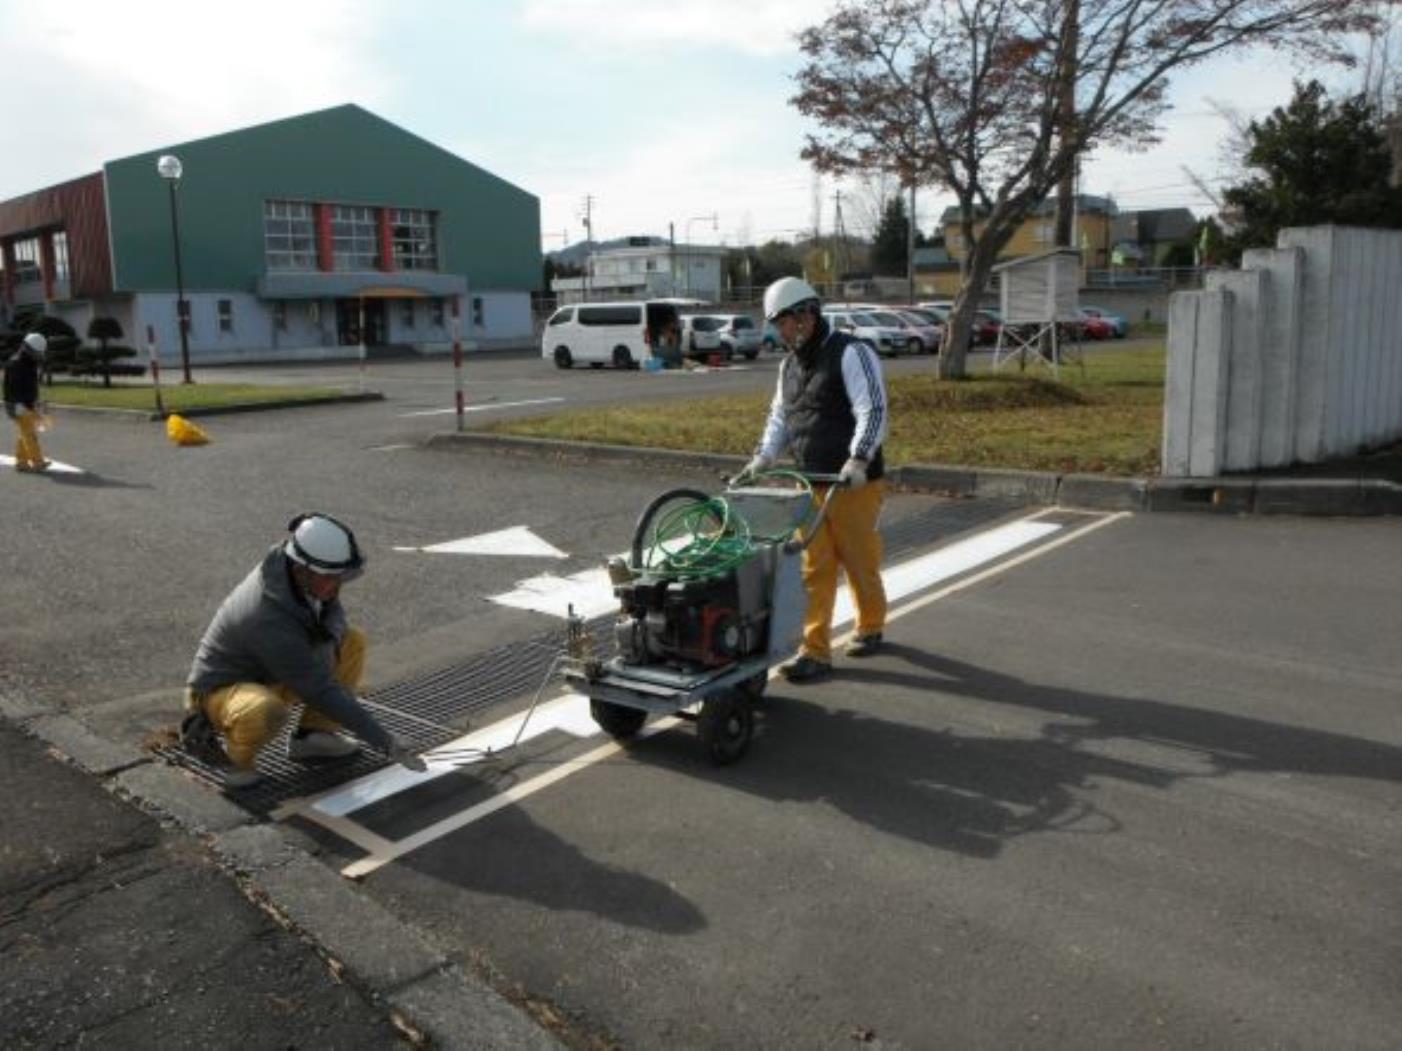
{"left": 367, "top": 443, "right": 416, "bottom": 452}
{"left": 398, "top": 397, "right": 564, "bottom": 418}
{"left": 488, "top": 519, "right": 1061, "bottom": 621}
{"left": 278, "top": 693, "right": 601, "bottom": 821}
{"left": 277, "top": 509, "right": 1129, "bottom": 877}
{"left": 393, "top": 525, "right": 568, "bottom": 559}
{"left": 1, "top": 455, "right": 84, "bottom": 474}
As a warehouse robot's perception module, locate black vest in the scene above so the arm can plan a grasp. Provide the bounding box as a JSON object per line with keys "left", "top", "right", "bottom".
{"left": 781, "top": 323, "right": 885, "bottom": 480}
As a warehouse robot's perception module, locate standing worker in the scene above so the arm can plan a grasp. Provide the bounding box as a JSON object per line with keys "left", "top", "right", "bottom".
{"left": 4, "top": 333, "right": 51, "bottom": 473}
{"left": 742, "top": 277, "right": 889, "bottom": 682}
{"left": 181, "top": 513, "right": 426, "bottom": 789}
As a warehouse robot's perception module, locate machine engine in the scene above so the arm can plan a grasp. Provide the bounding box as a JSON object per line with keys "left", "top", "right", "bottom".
{"left": 613, "top": 552, "right": 770, "bottom": 669}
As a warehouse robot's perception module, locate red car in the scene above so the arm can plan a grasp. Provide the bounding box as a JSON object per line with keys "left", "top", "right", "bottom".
{"left": 1077, "top": 312, "right": 1115, "bottom": 340}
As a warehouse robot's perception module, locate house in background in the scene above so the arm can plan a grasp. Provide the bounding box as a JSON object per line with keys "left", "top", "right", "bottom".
{"left": 549, "top": 236, "right": 728, "bottom": 304}
{"left": 1108, "top": 207, "right": 1197, "bottom": 268}
{"left": 0, "top": 104, "right": 541, "bottom": 363}
{"left": 941, "top": 195, "right": 1119, "bottom": 273}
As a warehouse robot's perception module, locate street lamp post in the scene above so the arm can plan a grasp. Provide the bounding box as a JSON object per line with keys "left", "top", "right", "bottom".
{"left": 156, "top": 154, "right": 193, "bottom": 384}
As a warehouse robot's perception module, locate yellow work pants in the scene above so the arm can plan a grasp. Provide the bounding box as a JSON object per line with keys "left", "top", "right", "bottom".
{"left": 13, "top": 410, "right": 45, "bottom": 468}
{"left": 800, "top": 480, "right": 887, "bottom": 661}
{"left": 195, "top": 627, "right": 367, "bottom": 770}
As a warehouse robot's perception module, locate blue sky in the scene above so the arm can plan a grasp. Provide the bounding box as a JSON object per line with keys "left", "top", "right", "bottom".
{"left": 3, "top": 1, "right": 1368, "bottom": 250}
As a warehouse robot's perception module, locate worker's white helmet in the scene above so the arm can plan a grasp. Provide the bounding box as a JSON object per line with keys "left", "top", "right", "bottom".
{"left": 763, "top": 276, "right": 820, "bottom": 321}
{"left": 21, "top": 332, "right": 47, "bottom": 356}
{"left": 284, "top": 513, "right": 364, "bottom": 579}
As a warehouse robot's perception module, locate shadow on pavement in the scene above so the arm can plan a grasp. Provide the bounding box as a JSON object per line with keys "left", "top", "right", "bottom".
{"left": 632, "top": 640, "right": 1399, "bottom": 863}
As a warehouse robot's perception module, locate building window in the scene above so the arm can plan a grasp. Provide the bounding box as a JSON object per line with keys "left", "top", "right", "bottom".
{"left": 52, "top": 231, "right": 70, "bottom": 282}
{"left": 1034, "top": 222, "right": 1054, "bottom": 244}
{"left": 400, "top": 299, "right": 415, "bottom": 329}
{"left": 390, "top": 208, "right": 437, "bottom": 271}
{"left": 306, "top": 301, "right": 320, "bottom": 324}
{"left": 331, "top": 205, "right": 378, "bottom": 271}
{"left": 429, "top": 298, "right": 445, "bottom": 327}
{"left": 272, "top": 301, "right": 287, "bottom": 331}
{"left": 218, "top": 299, "right": 233, "bottom": 333}
{"left": 471, "top": 296, "right": 484, "bottom": 327}
{"left": 264, "top": 200, "right": 316, "bottom": 271}
{"left": 12, "top": 237, "right": 41, "bottom": 284}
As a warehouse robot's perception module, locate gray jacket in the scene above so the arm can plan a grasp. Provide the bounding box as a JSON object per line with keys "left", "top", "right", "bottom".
{"left": 187, "top": 546, "right": 393, "bottom": 750}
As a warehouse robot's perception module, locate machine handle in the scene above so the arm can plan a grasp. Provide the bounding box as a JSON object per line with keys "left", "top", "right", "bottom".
{"left": 784, "top": 477, "right": 848, "bottom": 553}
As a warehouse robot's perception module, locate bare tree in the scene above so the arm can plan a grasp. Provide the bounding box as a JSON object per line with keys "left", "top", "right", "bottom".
{"left": 793, "top": 0, "right": 1382, "bottom": 378}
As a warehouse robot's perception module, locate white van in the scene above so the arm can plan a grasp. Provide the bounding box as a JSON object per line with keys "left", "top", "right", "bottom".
{"left": 540, "top": 301, "right": 685, "bottom": 370}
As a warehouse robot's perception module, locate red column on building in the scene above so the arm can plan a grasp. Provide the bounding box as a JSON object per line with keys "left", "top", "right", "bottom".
{"left": 316, "top": 204, "right": 334, "bottom": 271}
{"left": 378, "top": 208, "right": 394, "bottom": 272}
{"left": 39, "top": 231, "right": 56, "bottom": 302}
{"left": 0, "top": 240, "right": 14, "bottom": 307}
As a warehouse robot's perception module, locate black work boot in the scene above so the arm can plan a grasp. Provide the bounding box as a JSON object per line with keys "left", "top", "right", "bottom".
{"left": 780, "top": 655, "right": 833, "bottom": 683}
{"left": 845, "top": 633, "right": 884, "bottom": 658}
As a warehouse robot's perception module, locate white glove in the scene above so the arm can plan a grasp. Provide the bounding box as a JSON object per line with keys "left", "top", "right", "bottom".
{"left": 839, "top": 457, "right": 868, "bottom": 490}
{"left": 738, "top": 454, "right": 773, "bottom": 483}
{"left": 387, "top": 739, "right": 427, "bottom": 773}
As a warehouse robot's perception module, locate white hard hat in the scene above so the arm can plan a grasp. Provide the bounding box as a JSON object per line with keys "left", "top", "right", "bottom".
{"left": 284, "top": 513, "right": 364, "bottom": 578}
{"left": 21, "top": 332, "right": 47, "bottom": 356}
{"left": 763, "top": 276, "right": 820, "bottom": 321}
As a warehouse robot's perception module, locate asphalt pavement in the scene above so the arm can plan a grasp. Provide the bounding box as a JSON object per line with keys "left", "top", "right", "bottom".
{"left": 2, "top": 353, "right": 1399, "bottom": 1049}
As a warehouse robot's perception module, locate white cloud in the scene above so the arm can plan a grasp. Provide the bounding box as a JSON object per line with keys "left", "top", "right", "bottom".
{"left": 0, "top": 0, "right": 394, "bottom": 196}
{"left": 519, "top": 0, "right": 833, "bottom": 56}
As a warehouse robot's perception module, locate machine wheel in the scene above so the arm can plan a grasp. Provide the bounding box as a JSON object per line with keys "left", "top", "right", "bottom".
{"left": 591, "top": 699, "right": 647, "bottom": 739}
{"left": 553, "top": 346, "right": 573, "bottom": 369}
{"left": 698, "top": 691, "right": 753, "bottom": 765}
{"left": 612, "top": 345, "right": 635, "bottom": 369}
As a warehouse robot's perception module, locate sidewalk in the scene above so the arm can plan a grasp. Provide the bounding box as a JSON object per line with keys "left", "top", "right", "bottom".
{"left": 0, "top": 694, "right": 562, "bottom": 1050}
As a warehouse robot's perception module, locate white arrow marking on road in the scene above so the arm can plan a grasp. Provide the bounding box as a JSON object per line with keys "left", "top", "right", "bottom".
{"left": 1, "top": 455, "right": 84, "bottom": 474}
{"left": 398, "top": 397, "right": 564, "bottom": 418}
{"left": 394, "top": 525, "right": 569, "bottom": 559}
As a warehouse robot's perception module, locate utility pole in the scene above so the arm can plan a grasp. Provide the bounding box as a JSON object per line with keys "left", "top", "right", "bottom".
{"left": 1054, "top": 0, "right": 1081, "bottom": 248}
{"left": 907, "top": 182, "right": 916, "bottom": 304}
{"left": 580, "top": 194, "right": 594, "bottom": 302}
{"left": 832, "top": 189, "right": 847, "bottom": 299}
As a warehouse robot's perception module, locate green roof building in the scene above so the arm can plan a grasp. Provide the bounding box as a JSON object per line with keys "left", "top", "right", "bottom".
{"left": 0, "top": 104, "right": 541, "bottom": 363}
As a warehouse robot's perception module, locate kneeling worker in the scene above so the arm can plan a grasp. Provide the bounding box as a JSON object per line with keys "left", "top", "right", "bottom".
{"left": 182, "top": 513, "right": 425, "bottom": 788}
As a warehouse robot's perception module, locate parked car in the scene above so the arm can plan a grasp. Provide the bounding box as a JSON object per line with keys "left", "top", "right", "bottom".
{"left": 705, "top": 314, "right": 762, "bottom": 360}
{"left": 1079, "top": 305, "right": 1128, "bottom": 338}
{"left": 678, "top": 315, "right": 726, "bottom": 360}
{"left": 541, "top": 300, "right": 685, "bottom": 369}
{"left": 972, "top": 309, "right": 1002, "bottom": 345}
{"left": 865, "top": 308, "right": 940, "bottom": 355}
{"left": 822, "top": 309, "right": 911, "bottom": 357}
{"left": 761, "top": 321, "right": 783, "bottom": 353}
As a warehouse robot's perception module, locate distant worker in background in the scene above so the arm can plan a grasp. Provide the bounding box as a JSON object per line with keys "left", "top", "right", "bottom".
{"left": 181, "top": 513, "right": 427, "bottom": 789}
{"left": 742, "top": 276, "right": 889, "bottom": 683}
{"left": 4, "top": 333, "right": 51, "bottom": 472}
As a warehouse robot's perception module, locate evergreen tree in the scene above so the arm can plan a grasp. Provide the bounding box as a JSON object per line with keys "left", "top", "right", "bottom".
{"left": 1222, "top": 80, "right": 1402, "bottom": 260}
{"left": 871, "top": 196, "right": 910, "bottom": 275}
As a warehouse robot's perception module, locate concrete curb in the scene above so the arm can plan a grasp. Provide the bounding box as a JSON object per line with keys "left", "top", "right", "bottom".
{"left": 3, "top": 699, "right": 562, "bottom": 1049}
{"left": 46, "top": 391, "right": 384, "bottom": 423}
{"left": 425, "top": 431, "right": 1402, "bottom": 516}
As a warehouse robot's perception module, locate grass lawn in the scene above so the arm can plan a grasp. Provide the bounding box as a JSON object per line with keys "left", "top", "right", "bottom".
{"left": 483, "top": 345, "right": 1167, "bottom": 476}
{"left": 42, "top": 380, "right": 348, "bottom": 413}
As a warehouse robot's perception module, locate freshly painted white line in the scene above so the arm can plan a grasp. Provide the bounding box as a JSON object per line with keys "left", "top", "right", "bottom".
{"left": 398, "top": 397, "right": 564, "bottom": 418}
{"left": 1, "top": 455, "right": 84, "bottom": 475}
{"left": 367, "top": 443, "right": 416, "bottom": 452}
{"left": 339, "top": 723, "right": 680, "bottom": 881}
{"left": 393, "top": 525, "right": 568, "bottom": 559}
{"left": 300, "top": 693, "right": 599, "bottom": 819}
